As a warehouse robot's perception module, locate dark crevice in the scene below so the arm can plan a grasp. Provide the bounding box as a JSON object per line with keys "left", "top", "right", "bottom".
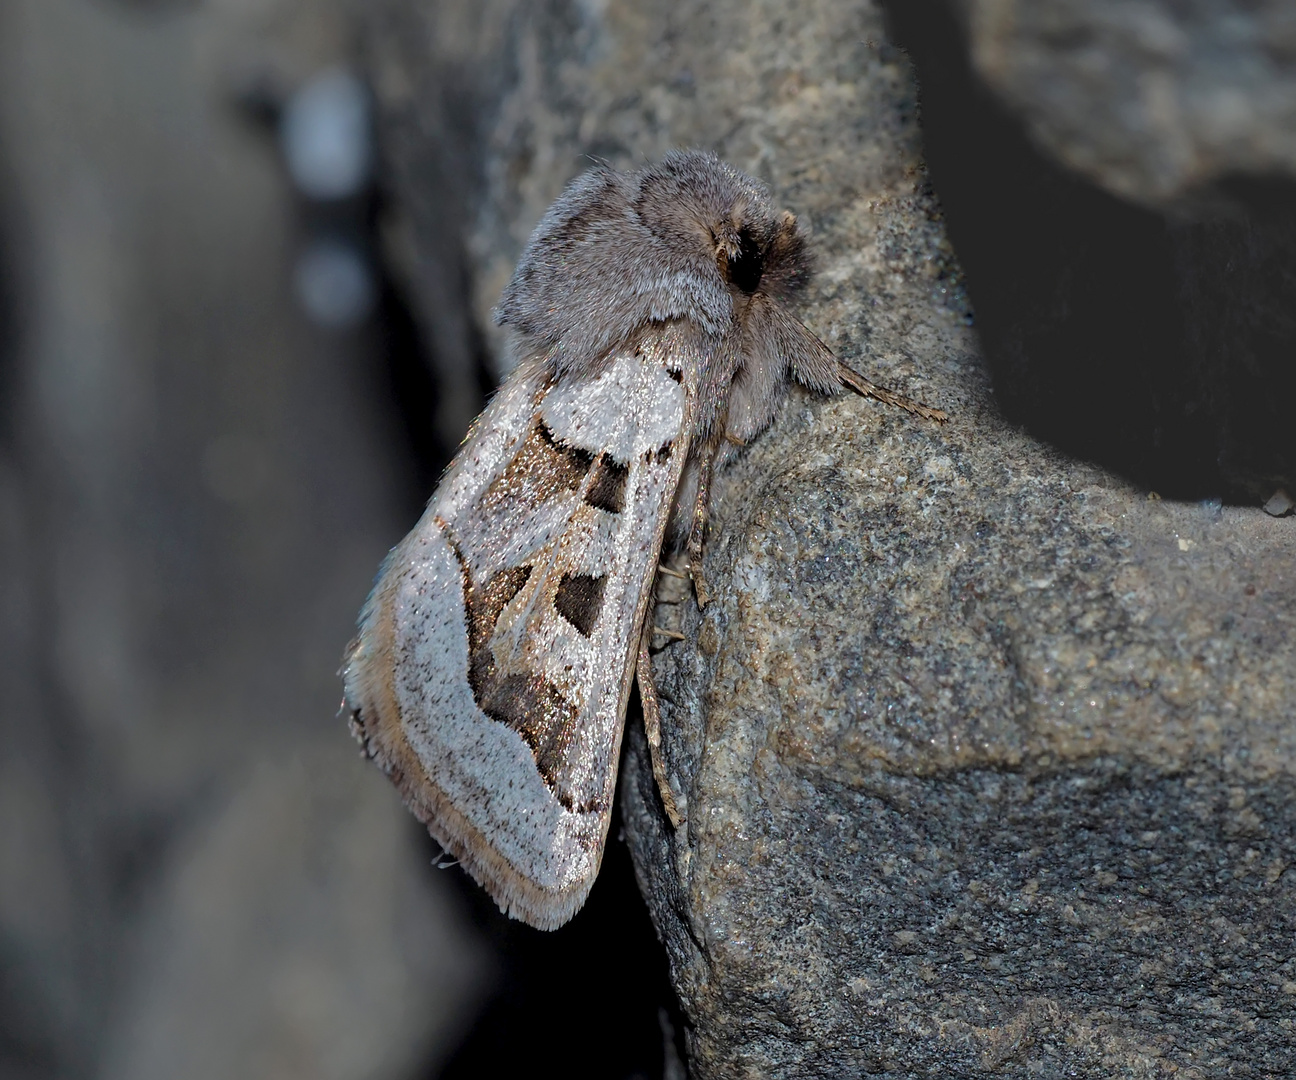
{"left": 364, "top": 183, "right": 471, "bottom": 511}
{"left": 432, "top": 799, "right": 681, "bottom": 1080}
{"left": 0, "top": 137, "right": 115, "bottom": 1080}
{"left": 372, "top": 266, "right": 452, "bottom": 507}
{"left": 882, "top": 0, "right": 1296, "bottom": 503}
{"left": 0, "top": 169, "right": 19, "bottom": 456}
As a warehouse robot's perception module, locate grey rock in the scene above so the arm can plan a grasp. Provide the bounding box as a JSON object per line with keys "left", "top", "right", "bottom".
{"left": 1264, "top": 489, "right": 1294, "bottom": 517}
{"left": 953, "top": 0, "right": 1296, "bottom": 205}
{"left": 363, "top": 0, "right": 1296, "bottom": 1074}
{"left": 628, "top": 413, "right": 1296, "bottom": 1076}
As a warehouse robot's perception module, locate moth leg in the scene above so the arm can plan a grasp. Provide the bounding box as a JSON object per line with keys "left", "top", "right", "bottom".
{"left": 686, "top": 440, "right": 719, "bottom": 607}
{"left": 837, "top": 362, "right": 949, "bottom": 423}
{"left": 637, "top": 611, "right": 683, "bottom": 828}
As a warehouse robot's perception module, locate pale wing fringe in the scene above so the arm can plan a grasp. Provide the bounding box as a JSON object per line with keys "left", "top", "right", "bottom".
{"left": 346, "top": 602, "right": 595, "bottom": 929}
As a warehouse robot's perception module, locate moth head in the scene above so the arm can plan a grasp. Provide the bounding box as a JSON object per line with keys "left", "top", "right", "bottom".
{"left": 494, "top": 150, "right": 820, "bottom": 377}
{"left": 634, "top": 151, "right": 813, "bottom": 305}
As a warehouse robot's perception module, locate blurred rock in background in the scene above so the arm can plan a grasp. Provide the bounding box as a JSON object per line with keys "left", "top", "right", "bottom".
{"left": 951, "top": 0, "right": 1296, "bottom": 205}
{"left": 898, "top": 0, "right": 1296, "bottom": 510}
{"left": 0, "top": 1, "right": 489, "bottom": 1077}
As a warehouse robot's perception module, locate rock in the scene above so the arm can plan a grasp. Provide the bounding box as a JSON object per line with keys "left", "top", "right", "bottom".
{"left": 99, "top": 748, "right": 486, "bottom": 1080}
{"left": 950, "top": 0, "right": 1296, "bottom": 206}
{"left": 363, "top": 0, "right": 1296, "bottom": 1074}
{"left": 627, "top": 409, "right": 1296, "bottom": 1076}
{"left": 1264, "top": 489, "right": 1294, "bottom": 517}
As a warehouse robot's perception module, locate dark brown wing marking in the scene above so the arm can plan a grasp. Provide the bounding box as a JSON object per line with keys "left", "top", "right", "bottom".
{"left": 469, "top": 566, "right": 532, "bottom": 652}
{"left": 474, "top": 673, "right": 587, "bottom": 809}
{"left": 535, "top": 419, "right": 595, "bottom": 480}
{"left": 584, "top": 455, "right": 628, "bottom": 513}
{"left": 553, "top": 572, "right": 608, "bottom": 637}
{"left": 451, "top": 545, "right": 594, "bottom": 812}
{"left": 483, "top": 418, "right": 593, "bottom": 511}
{"left": 430, "top": 352, "right": 686, "bottom": 822}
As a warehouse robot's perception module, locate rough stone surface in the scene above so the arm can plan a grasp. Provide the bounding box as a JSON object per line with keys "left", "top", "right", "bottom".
{"left": 952, "top": 0, "right": 1296, "bottom": 206}
{"left": 630, "top": 420, "right": 1296, "bottom": 1077}
{"left": 363, "top": 0, "right": 1296, "bottom": 1076}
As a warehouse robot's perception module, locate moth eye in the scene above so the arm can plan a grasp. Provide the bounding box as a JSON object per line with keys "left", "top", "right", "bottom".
{"left": 725, "top": 227, "right": 764, "bottom": 294}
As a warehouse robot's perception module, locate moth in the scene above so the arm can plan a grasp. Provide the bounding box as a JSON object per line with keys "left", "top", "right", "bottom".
{"left": 343, "top": 150, "right": 947, "bottom": 930}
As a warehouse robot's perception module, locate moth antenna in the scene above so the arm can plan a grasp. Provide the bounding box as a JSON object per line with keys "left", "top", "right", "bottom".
{"left": 652, "top": 627, "right": 687, "bottom": 641}
{"left": 656, "top": 564, "right": 689, "bottom": 579}
{"left": 836, "top": 362, "right": 949, "bottom": 423}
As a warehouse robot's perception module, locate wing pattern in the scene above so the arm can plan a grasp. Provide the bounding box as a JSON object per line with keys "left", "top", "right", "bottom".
{"left": 345, "top": 332, "right": 690, "bottom": 927}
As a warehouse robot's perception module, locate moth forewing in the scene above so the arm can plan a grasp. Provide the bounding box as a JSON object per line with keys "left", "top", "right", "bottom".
{"left": 344, "top": 333, "right": 691, "bottom": 930}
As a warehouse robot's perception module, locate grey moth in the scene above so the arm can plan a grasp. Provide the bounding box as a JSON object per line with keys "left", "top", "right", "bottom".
{"left": 342, "top": 150, "right": 946, "bottom": 930}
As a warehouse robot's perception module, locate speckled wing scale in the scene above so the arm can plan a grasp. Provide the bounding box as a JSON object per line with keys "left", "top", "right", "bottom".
{"left": 342, "top": 149, "right": 947, "bottom": 931}
{"left": 344, "top": 333, "right": 691, "bottom": 929}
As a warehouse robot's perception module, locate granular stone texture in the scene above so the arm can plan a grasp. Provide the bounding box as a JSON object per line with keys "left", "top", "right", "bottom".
{"left": 627, "top": 413, "right": 1296, "bottom": 1076}
{"left": 363, "top": 0, "right": 1296, "bottom": 1075}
